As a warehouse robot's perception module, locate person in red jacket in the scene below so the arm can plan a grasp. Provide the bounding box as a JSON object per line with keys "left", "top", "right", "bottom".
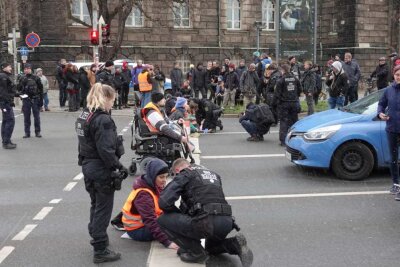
{"left": 113, "top": 158, "right": 179, "bottom": 249}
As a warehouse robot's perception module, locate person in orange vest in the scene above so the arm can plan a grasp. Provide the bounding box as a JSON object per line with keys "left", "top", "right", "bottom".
{"left": 138, "top": 65, "right": 154, "bottom": 108}
{"left": 120, "top": 158, "right": 179, "bottom": 249}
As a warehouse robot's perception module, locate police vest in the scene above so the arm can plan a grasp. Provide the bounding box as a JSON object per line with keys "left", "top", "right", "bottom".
{"left": 138, "top": 72, "right": 152, "bottom": 92}
{"left": 282, "top": 74, "right": 299, "bottom": 102}
{"left": 181, "top": 165, "right": 228, "bottom": 216}
{"left": 141, "top": 102, "right": 163, "bottom": 133}
{"left": 24, "top": 76, "right": 39, "bottom": 96}
{"left": 75, "top": 108, "right": 108, "bottom": 159}
{"left": 121, "top": 188, "right": 163, "bottom": 231}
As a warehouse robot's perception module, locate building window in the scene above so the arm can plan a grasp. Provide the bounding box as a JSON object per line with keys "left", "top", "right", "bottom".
{"left": 227, "top": 0, "right": 240, "bottom": 30}
{"left": 71, "top": 0, "right": 91, "bottom": 25}
{"left": 331, "top": 18, "right": 337, "bottom": 33}
{"left": 262, "top": 0, "right": 275, "bottom": 30}
{"left": 177, "top": 55, "right": 191, "bottom": 74}
{"left": 126, "top": 4, "right": 144, "bottom": 27}
{"left": 173, "top": 1, "right": 190, "bottom": 28}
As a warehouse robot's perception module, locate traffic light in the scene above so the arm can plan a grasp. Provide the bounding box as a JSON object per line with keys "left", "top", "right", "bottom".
{"left": 102, "top": 24, "right": 110, "bottom": 44}
{"left": 1, "top": 40, "right": 13, "bottom": 55}
{"left": 90, "top": 30, "right": 99, "bottom": 45}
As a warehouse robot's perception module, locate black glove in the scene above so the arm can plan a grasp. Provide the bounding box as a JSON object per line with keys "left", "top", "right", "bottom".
{"left": 119, "top": 165, "right": 129, "bottom": 180}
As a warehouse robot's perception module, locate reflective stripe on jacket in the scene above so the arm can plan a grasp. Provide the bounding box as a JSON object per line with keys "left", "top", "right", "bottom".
{"left": 141, "top": 102, "right": 163, "bottom": 133}
{"left": 122, "top": 188, "right": 163, "bottom": 231}
{"left": 138, "top": 72, "right": 152, "bottom": 92}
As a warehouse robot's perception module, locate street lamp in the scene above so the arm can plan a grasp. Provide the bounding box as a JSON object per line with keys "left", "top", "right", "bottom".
{"left": 254, "top": 21, "right": 266, "bottom": 53}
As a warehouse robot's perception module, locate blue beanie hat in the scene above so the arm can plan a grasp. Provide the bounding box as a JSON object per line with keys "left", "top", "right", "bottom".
{"left": 175, "top": 97, "right": 187, "bottom": 109}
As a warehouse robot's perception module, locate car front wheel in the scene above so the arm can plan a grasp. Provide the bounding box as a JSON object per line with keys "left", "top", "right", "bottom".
{"left": 332, "top": 142, "right": 374, "bottom": 181}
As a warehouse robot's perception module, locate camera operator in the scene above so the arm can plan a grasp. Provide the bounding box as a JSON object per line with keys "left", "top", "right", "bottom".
{"left": 75, "top": 83, "right": 128, "bottom": 263}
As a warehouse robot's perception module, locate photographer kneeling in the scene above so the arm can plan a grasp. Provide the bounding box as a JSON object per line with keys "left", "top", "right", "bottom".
{"left": 76, "top": 83, "right": 128, "bottom": 263}
{"left": 239, "top": 102, "right": 275, "bottom": 142}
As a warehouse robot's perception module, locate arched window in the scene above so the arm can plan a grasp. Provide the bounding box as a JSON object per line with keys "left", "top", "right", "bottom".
{"left": 227, "top": 0, "right": 240, "bottom": 30}
{"left": 262, "top": 0, "right": 275, "bottom": 30}
{"left": 126, "top": 4, "right": 144, "bottom": 27}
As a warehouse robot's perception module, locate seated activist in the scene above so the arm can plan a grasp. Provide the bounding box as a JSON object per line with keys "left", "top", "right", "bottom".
{"left": 120, "top": 158, "right": 179, "bottom": 250}
{"left": 239, "top": 102, "right": 275, "bottom": 142}
{"left": 141, "top": 92, "right": 188, "bottom": 143}
{"left": 169, "top": 97, "right": 189, "bottom": 121}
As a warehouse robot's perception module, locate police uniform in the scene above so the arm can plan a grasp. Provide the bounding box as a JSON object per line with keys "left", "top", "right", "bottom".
{"left": 158, "top": 164, "right": 253, "bottom": 266}
{"left": 0, "top": 66, "right": 17, "bottom": 148}
{"left": 196, "top": 99, "right": 223, "bottom": 132}
{"left": 96, "top": 69, "right": 115, "bottom": 88}
{"left": 18, "top": 72, "right": 43, "bottom": 138}
{"left": 75, "top": 108, "right": 126, "bottom": 262}
{"left": 274, "top": 72, "right": 302, "bottom": 144}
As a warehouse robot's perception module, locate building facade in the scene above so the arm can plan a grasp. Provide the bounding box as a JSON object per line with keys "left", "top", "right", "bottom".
{"left": 0, "top": 0, "right": 399, "bottom": 80}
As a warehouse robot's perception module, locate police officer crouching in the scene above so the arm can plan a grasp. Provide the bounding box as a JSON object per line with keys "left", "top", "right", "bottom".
{"left": 0, "top": 62, "right": 17, "bottom": 149}
{"left": 75, "top": 83, "right": 128, "bottom": 263}
{"left": 18, "top": 63, "right": 43, "bottom": 138}
{"left": 273, "top": 63, "right": 302, "bottom": 146}
{"left": 158, "top": 158, "right": 253, "bottom": 266}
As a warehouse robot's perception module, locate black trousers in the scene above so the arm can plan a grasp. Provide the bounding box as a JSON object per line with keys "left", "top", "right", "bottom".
{"left": 158, "top": 213, "right": 233, "bottom": 255}
{"left": 121, "top": 85, "right": 129, "bottom": 105}
{"left": 59, "top": 83, "right": 67, "bottom": 107}
{"left": 22, "top": 98, "right": 41, "bottom": 135}
{"left": 278, "top": 102, "right": 299, "bottom": 143}
{"left": 84, "top": 177, "right": 115, "bottom": 251}
{"left": 1, "top": 102, "right": 15, "bottom": 144}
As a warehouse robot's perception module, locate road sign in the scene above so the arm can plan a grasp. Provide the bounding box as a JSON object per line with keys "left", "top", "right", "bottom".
{"left": 25, "top": 32, "right": 41, "bottom": 48}
{"left": 8, "top": 32, "right": 20, "bottom": 39}
{"left": 21, "top": 55, "right": 28, "bottom": 63}
{"left": 19, "top": 46, "right": 29, "bottom": 56}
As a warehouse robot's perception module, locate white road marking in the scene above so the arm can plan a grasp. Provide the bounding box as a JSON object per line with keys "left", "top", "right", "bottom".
{"left": 210, "top": 130, "right": 278, "bottom": 135}
{"left": 226, "top": 191, "right": 389, "bottom": 200}
{"left": 121, "top": 128, "right": 128, "bottom": 132}
{"left": 33, "top": 207, "right": 53, "bottom": 221}
{"left": 0, "top": 114, "right": 22, "bottom": 124}
{"left": 0, "top": 246, "right": 15, "bottom": 264}
{"left": 73, "top": 173, "right": 84, "bottom": 180}
{"left": 63, "top": 182, "right": 78, "bottom": 191}
{"left": 202, "top": 154, "right": 285, "bottom": 159}
{"left": 49, "top": 199, "right": 62, "bottom": 204}
{"left": 12, "top": 224, "right": 37, "bottom": 241}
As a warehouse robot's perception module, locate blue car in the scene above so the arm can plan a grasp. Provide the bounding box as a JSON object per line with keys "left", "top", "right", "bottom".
{"left": 285, "top": 89, "right": 389, "bottom": 180}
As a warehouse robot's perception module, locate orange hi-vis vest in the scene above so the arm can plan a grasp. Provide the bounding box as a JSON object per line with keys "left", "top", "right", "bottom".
{"left": 141, "top": 102, "right": 163, "bottom": 133}
{"left": 122, "top": 188, "right": 163, "bottom": 231}
{"left": 138, "top": 72, "right": 152, "bottom": 92}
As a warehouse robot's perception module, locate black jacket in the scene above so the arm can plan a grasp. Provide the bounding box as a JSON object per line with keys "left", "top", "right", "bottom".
{"left": 96, "top": 69, "right": 115, "bottom": 88}
{"left": 325, "top": 71, "right": 349, "bottom": 97}
{"left": 65, "top": 70, "right": 80, "bottom": 90}
{"left": 301, "top": 69, "right": 316, "bottom": 94}
{"left": 274, "top": 73, "right": 302, "bottom": 104}
{"left": 17, "top": 74, "right": 43, "bottom": 97}
{"left": 193, "top": 68, "right": 207, "bottom": 89}
{"left": 55, "top": 64, "right": 66, "bottom": 85}
{"left": 79, "top": 68, "right": 91, "bottom": 91}
{"left": 371, "top": 63, "right": 389, "bottom": 89}
{"left": 170, "top": 68, "right": 183, "bottom": 88}
{"left": 239, "top": 103, "right": 271, "bottom": 135}
{"left": 224, "top": 71, "right": 239, "bottom": 90}
{"left": 0, "top": 71, "right": 16, "bottom": 104}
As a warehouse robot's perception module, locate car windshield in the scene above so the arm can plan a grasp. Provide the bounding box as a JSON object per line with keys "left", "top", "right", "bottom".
{"left": 341, "top": 89, "right": 385, "bottom": 115}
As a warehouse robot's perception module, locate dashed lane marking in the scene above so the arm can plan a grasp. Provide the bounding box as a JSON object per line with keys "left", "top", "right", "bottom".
{"left": 201, "top": 154, "right": 285, "bottom": 159}
{"left": 63, "top": 182, "right": 78, "bottom": 191}
{"left": 11, "top": 225, "right": 37, "bottom": 241}
{"left": 33, "top": 207, "right": 53, "bottom": 221}
{"left": 73, "top": 173, "right": 84, "bottom": 180}
{"left": 225, "top": 191, "right": 389, "bottom": 200}
{"left": 0, "top": 246, "right": 15, "bottom": 264}
{"left": 49, "top": 199, "right": 62, "bottom": 204}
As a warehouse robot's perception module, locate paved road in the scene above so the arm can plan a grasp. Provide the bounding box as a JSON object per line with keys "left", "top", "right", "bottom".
{"left": 0, "top": 112, "right": 399, "bottom": 267}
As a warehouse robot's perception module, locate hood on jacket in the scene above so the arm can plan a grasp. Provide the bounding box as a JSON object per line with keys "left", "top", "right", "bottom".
{"left": 142, "top": 158, "right": 169, "bottom": 189}
{"left": 331, "top": 61, "right": 342, "bottom": 73}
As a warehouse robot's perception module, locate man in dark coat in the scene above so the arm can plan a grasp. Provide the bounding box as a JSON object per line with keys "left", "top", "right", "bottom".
{"left": 371, "top": 57, "right": 390, "bottom": 90}
{"left": 170, "top": 62, "right": 183, "bottom": 96}
{"left": 193, "top": 63, "right": 207, "bottom": 99}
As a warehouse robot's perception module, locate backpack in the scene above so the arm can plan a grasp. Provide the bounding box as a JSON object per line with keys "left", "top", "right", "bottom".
{"left": 24, "top": 77, "right": 39, "bottom": 96}
{"left": 254, "top": 103, "right": 275, "bottom": 125}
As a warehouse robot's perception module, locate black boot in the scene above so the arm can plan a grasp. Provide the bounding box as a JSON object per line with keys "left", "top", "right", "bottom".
{"left": 93, "top": 248, "right": 121, "bottom": 263}
{"left": 3, "top": 143, "right": 16, "bottom": 149}
{"left": 179, "top": 250, "right": 209, "bottom": 264}
{"left": 217, "top": 119, "right": 223, "bottom": 130}
{"left": 223, "top": 233, "right": 253, "bottom": 267}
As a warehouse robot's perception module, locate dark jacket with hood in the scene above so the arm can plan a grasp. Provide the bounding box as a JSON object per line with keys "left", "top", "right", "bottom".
{"left": 130, "top": 158, "right": 171, "bottom": 247}
{"left": 326, "top": 68, "right": 349, "bottom": 98}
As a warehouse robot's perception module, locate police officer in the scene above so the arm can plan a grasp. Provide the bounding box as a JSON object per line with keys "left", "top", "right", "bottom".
{"left": 75, "top": 83, "right": 128, "bottom": 263}
{"left": 18, "top": 64, "right": 43, "bottom": 138}
{"left": 274, "top": 64, "right": 302, "bottom": 146}
{"left": 158, "top": 159, "right": 253, "bottom": 266}
{"left": 193, "top": 98, "right": 223, "bottom": 133}
{"left": 0, "top": 62, "right": 17, "bottom": 149}
{"left": 96, "top": 60, "right": 115, "bottom": 88}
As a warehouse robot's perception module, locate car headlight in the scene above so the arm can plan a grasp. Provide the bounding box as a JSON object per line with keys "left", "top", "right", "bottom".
{"left": 303, "top": 125, "right": 342, "bottom": 141}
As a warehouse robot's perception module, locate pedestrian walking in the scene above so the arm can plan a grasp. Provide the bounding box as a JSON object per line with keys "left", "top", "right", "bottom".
{"left": 240, "top": 63, "right": 260, "bottom": 110}
{"left": 326, "top": 61, "right": 348, "bottom": 109}
{"left": 36, "top": 68, "right": 50, "bottom": 111}
{"left": 75, "top": 83, "right": 128, "bottom": 263}
{"left": 301, "top": 61, "right": 316, "bottom": 115}
{"left": 378, "top": 65, "right": 400, "bottom": 200}
{"left": 18, "top": 64, "right": 43, "bottom": 138}
{"left": 55, "top": 58, "right": 67, "bottom": 108}
{"left": 0, "top": 62, "right": 17, "bottom": 149}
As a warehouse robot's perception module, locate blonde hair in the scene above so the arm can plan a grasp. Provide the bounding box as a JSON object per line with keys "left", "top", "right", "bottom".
{"left": 86, "top": 83, "right": 115, "bottom": 110}
{"left": 171, "top": 158, "right": 190, "bottom": 175}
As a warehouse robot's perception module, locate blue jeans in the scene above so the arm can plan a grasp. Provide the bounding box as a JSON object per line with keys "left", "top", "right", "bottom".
{"left": 328, "top": 96, "right": 345, "bottom": 109}
{"left": 386, "top": 131, "right": 400, "bottom": 184}
{"left": 241, "top": 120, "right": 258, "bottom": 136}
{"left": 141, "top": 92, "right": 152, "bottom": 108}
{"left": 127, "top": 226, "right": 154, "bottom": 241}
{"left": 43, "top": 92, "right": 49, "bottom": 109}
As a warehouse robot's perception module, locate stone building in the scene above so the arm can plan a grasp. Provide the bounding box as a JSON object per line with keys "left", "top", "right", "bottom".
{"left": 0, "top": 0, "right": 399, "bottom": 81}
